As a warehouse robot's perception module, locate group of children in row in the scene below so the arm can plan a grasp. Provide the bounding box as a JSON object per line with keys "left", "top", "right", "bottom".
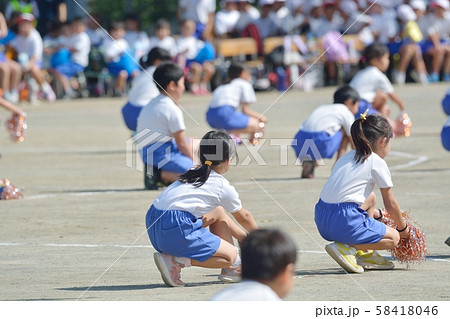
{"left": 122, "top": 37, "right": 435, "bottom": 297}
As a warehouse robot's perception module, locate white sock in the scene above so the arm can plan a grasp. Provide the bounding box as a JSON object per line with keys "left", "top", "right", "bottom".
{"left": 418, "top": 73, "right": 428, "bottom": 84}
{"left": 174, "top": 256, "right": 191, "bottom": 267}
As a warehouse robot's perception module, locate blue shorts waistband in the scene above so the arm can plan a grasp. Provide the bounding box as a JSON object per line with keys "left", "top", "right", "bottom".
{"left": 317, "top": 199, "right": 359, "bottom": 210}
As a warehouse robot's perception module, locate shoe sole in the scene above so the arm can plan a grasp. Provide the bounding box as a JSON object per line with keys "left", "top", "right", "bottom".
{"left": 218, "top": 274, "right": 240, "bottom": 283}
{"left": 153, "top": 252, "right": 183, "bottom": 287}
{"left": 357, "top": 262, "right": 395, "bottom": 270}
{"left": 325, "top": 244, "right": 364, "bottom": 274}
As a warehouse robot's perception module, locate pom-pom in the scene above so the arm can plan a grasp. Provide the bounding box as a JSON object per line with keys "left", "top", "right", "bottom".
{"left": 5, "top": 112, "right": 27, "bottom": 142}
{"left": 394, "top": 112, "right": 412, "bottom": 137}
{"left": 379, "top": 209, "right": 427, "bottom": 264}
{"left": 0, "top": 179, "right": 23, "bottom": 200}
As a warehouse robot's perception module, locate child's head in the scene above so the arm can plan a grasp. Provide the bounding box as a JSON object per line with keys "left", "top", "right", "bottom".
{"left": 155, "top": 19, "right": 171, "bottom": 40}
{"left": 140, "top": 47, "right": 171, "bottom": 69}
{"left": 397, "top": 4, "right": 417, "bottom": 23}
{"left": 361, "top": 42, "right": 390, "bottom": 72}
{"left": 180, "top": 19, "right": 196, "bottom": 37}
{"left": 70, "top": 16, "right": 87, "bottom": 34}
{"left": 410, "top": 0, "right": 427, "bottom": 19}
{"left": 351, "top": 114, "right": 393, "bottom": 163}
{"left": 432, "top": 0, "right": 449, "bottom": 18}
{"left": 153, "top": 62, "right": 185, "bottom": 98}
{"left": 179, "top": 130, "right": 236, "bottom": 187}
{"left": 228, "top": 62, "right": 251, "bottom": 81}
{"left": 109, "top": 21, "right": 126, "bottom": 40}
{"left": 333, "top": 85, "right": 360, "bottom": 115}
{"left": 87, "top": 12, "right": 102, "bottom": 30}
{"left": 241, "top": 229, "right": 297, "bottom": 299}
{"left": 17, "top": 13, "right": 35, "bottom": 37}
{"left": 124, "top": 13, "right": 141, "bottom": 31}
{"left": 60, "top": 22, "right": 72, "bottom": 37}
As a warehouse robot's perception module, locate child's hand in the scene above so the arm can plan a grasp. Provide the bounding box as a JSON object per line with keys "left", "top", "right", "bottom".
{"left": 398, "top": 224, "right": 411, "bottom": 239}
{"left": 259, "top": 115, "right": 268, "bottom": 123}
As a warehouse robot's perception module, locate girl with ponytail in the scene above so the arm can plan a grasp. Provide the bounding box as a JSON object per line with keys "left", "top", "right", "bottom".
{"left": 314, "top": 113, "right": 410, "bottom": 274}
{"left": 146, "top": 130, "right": 258, "bottom": 287}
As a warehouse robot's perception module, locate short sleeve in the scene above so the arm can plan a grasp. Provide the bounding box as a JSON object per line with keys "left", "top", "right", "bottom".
{"left": 167, "top": 104, "right": 186, "bottom": 134}
{"left": 341, "top": 108, "right": 355, "bottom": 137}
{"left": 378, "top": 72, "right": 394, "bottom": 94}
{"left": 372, "top": 156, "right": 393, "bottom": 189}
{"left": 219, "top": 180, "right": 242, "bottom": 213}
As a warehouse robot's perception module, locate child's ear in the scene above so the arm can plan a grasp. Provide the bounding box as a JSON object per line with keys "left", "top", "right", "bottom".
{"left": 279, "top": 263, "right": 295, "bottom": 284}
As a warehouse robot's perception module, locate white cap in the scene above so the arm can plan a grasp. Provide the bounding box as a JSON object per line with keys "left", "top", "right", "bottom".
{"left": 259, "top": 0, "right": 275, "bottom": 6}
{"left": 410, "top": 0, "right": 427, "bottom": 12}
{"left": 397, "top": 4, "right": 417, "bottom": 22}
{"left": 432, "top": 0, "right": 450, "bottom": 10}
{"left": 340, "top": 1, "right": 357, "bottom": 15}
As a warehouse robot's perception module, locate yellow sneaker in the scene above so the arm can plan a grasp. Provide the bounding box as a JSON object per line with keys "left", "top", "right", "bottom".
{"left": 325, "top": 242, "right": 364, "bottom": 273}
{"left": 356, "top": 250, "right": 395, "bottom": 270}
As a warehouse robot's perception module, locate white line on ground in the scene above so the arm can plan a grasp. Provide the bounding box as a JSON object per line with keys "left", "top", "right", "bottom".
{"left": 389, "top": 151, "right": 428, "bottom": 171}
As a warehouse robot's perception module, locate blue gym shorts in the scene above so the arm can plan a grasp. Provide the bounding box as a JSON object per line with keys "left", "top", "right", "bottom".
{"left": 146, "top": 205, "right": 221, "bottom": 262}
{"left": 315, "top": 199, "right": 386, "bottom": 245}
{"left": 206, "top": 105, "right": 250, "bottom": 131}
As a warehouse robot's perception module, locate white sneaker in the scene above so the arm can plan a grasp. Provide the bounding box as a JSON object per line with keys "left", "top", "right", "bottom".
{"left": 153, "top": 252, "right": 185, "bottom": 287}
{"left": 218, "top": 267, "right": 241, "bottom": 283}
{"left": 325, "top": 242, "right": 364, "bottom": 273}
{"left": 42, "top": 83, "right": 56, "bottom": 102}
{"left": 356, "top": 250, "right": 395, "bottom": 270}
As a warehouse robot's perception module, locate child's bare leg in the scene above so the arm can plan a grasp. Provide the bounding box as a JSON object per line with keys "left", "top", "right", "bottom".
{"left": 116, "top": 70, "right": 128, "bottom": 92}
{"left": 8, "top": 60, "right": 21, "bottom": 89}
{"left": 398, "top": 44, "right": 415, "bottom": 74}
{"left": 229, "top": 116, "right": 264, "bottom": 143}
{"left": 200, "top": 62, "right": 215, "bottom": 90}
{"left": 0, "top": 63, "right": 10, "bottom": 91}
{"left": 360, "top": 191, "right": 377, "bottom": 217}
{"left": 191, "top": 239, "right": 237, "bottom": 268}
{"left": 372, "top": 90, "right": 388, "bottom": 113}
{"left": 30, "top": 65, "right": 45, "bottom": 86}
{"left": 202, "top": 206, "right": 247, "bottom": 242}
{"left": 429, "top": 46, "right": 444, "bottom": 75}
{"left": 160, "top": 170, "right": 181, "bottom": 183}
{"left": 352, "top": 226, "right": 400, "bottom": 251}
{"left": 189, "top": 62, "right": 202, "bottom": 92}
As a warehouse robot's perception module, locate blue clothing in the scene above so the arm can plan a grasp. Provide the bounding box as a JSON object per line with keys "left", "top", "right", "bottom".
{"left": 442, "top": 125, "right": 450, "bottom": 151}
{"left": 315, "top": 199, "right": 386, "bottom": 245}
{"left": 206, "top": 105, "right": 250, "bottom": 131}
{"left": 50, "top": 48, "right": 71, "bottom": 68}
{"left": 146, "top": 205, "right": 221, "bottom": 262}
{"left": 356, "top": 99, "right": 379, "bottom": 119}
{"left": 121, "top": 101, "right": 143, "bottom": 131}
{"left": 292, "top": 130, "right": 343, "bottom": 160}
{"left": 195, "top": 22, "right": 206, "bottom": 40}
{"left": 54, "top": 61, "right": 84, "bottom": 78}
{"left": 442, "top": 94, "right": 450, "bottom": 116}
{"left": 107, "top": 51, "right": 139, "bottom": 77}
{"left": 141, "top": 140, "right": 193, "bottom": 174}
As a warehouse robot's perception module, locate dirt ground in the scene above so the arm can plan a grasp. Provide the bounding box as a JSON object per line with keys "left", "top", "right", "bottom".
{"left": 0, "top": 82, "right": 449, "bottom": 302}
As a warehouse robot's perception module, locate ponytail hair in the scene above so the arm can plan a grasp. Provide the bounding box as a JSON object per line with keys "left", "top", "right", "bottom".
{"left": 351, "top": 114, "right": 393, "bottom": 164}
{"left": 178, "top": 130, "right": 236, "bottom": 187}
{"left": 359, "top": 42, "right": 389, "bottom": 69}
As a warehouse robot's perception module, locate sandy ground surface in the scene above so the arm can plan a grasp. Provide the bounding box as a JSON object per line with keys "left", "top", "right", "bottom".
{"left": 0, "top": 83, "right": 449, "bottom": 302}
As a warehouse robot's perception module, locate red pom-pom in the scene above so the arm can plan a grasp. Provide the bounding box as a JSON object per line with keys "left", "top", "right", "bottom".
{"left": 0, "top": 179, "right": 23, "bottom": 200}
{"left": 379, "top": 209, "right": 427, "bottom": 264}
{"left": 394, "top": 112, "right": 412, "bottom": 137}
{"left": 5, "top": 112, "right": 27, "bottom": 142}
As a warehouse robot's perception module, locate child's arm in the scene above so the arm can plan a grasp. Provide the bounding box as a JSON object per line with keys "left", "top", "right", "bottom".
{"left": 388, "top": 91, "right": 405, "bottom": 111}
{"left": 0, "top": 12, "right": 7, "bottom": 38}
{"left": 380, "top": 187, "right": 409, "bottom": 238}
{"left": 231, "top": 207, "right": 258, "bottom": 234}
{"left": 172, "top": 130, "right": 193, "bottom": 160}
{"left": 0, "top": 97, "right": 24, "bottom": 115}
{"left": 242, "top": 103, "right": 267, "bottom": 123}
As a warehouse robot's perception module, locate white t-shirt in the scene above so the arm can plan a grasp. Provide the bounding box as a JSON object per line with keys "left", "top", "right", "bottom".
{"left": 300, "top": 103, "right": 355, "bottom": 137}
{"left": 68, "top": 32, "right": 91, "bottom": 67}
{"left": 148, "top": 36, "right": 178, "bottom": 57}
{"left": 176, "top": 36, "right": 203, "bottom": 60}
{"left": 320, "top": 150, "right": 393, "bottom": 205}
{"left": 128, "top": 66, "right": 159, "bottom": 106}
{"left": 153, "top": 170, "right": 242, "bottom": 218}
{"left": 369, "top": 12, "right": 399, "bottom": 44}
{"left": 349, "top": 66, "right": 394, "bottom": 103}
{"left": 255, "top": 15, "right": 279, "bottom": 39}
{"left": 311, "top": 14, "right": 344, "bottom": 38}
{"left": 214, "top": 9, "right": 240, "bottom": 36}
{"left": 210, "top": 280, "right": 282, "bottom": 301}
{"left": 178, "top": 0, "right": 216, "bottom": 25}
{"left": 102, "top": 38, "right": 130, "bottom": 61}
{"left": 136, "top": 94, "right": 186, "bottom": 140}
{"left": 235, "top": 7, "right": 261, "bottom": 32}
{"left": 10, "top": 29, "right": 43, "bottom": 61}
{"left": 86, "top": 27, "right": 108, "bottom": 47}
{"left": 209, "top": 78, "right": 256, "bottom": 109}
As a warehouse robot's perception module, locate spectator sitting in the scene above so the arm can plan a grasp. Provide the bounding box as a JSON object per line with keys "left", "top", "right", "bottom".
{"left": 235, "top": 0, "right": 260, "bottom": 35}
{"left": 255, "top": 0, "right": 280, "bottom": 39}
{"left": 50, "top": 17, "right": 91, "bottom": 99}
{"left": 4, "top": 0, "right": 39, "bottom": 21}
{"left": 214, "top": 0, "right": 240, "bottom": 38}
{"left": 148, "top": 19, "right": 178, "bottom": 58}
{"left": 178, "top": 0, "right": 216, "bottom": 41}
{"left": 176, "top": 19, "right": 215, "bottom": 96}
{"left": 85, "top": 12, "right": 108, "bottom": 47}
{"left": 102, "top": 21, "right": 140, "bottom": 97}
{"left": 10, "top": 13, "right": 56, "bottom": 102}
{"left": 124, "top": 13, "right": 150, "bottom": 60}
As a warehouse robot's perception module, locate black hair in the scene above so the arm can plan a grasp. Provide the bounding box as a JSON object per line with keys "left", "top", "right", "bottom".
{"left": 228, "top": 62, "right": 247, "bottom": 80}
{"left": 108, "top": 21, "right": 125, "bottom": 32}
{"left": 351, "top": 114, "right": 393, "bottom": 164}
{"left": 178, "top": 130, "right": 235, "bottom": 187}
{"left": 359, "top": 42, "right": 389, "bottom": 68}
{"left": 70, "top": 16, "right": 85, "bottom": 25}
{"left": 333, "top": 85, "right": 360, "bottom": 104}
{"left": 139, "top": 47, "right": 171, "bottom": 69}
{"left": 155, "top": 18, "right": 170, "bottom": 30}
{"left": 241, "top": 229, "right": 297, "bottom": 282}
{"left": 124, "top": 12, "right": 141, "bottom": 25}
{"left": 152, "top": 62, "right": 184, "bottom": 92}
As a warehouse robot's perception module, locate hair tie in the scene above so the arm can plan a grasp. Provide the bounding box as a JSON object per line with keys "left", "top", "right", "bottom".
{"left": 360, "top": 109, "right": 369, "bottom": 122}
{"left": 204, "top": 161, "right": 212, "bottom": 166}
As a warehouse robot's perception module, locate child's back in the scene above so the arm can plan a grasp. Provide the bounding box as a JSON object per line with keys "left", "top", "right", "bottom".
{"left": 209, "top": 77, "right": 256, "bottom": 109}
{"left": 349, "top": 66, "right": 393, "bottom": 104}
